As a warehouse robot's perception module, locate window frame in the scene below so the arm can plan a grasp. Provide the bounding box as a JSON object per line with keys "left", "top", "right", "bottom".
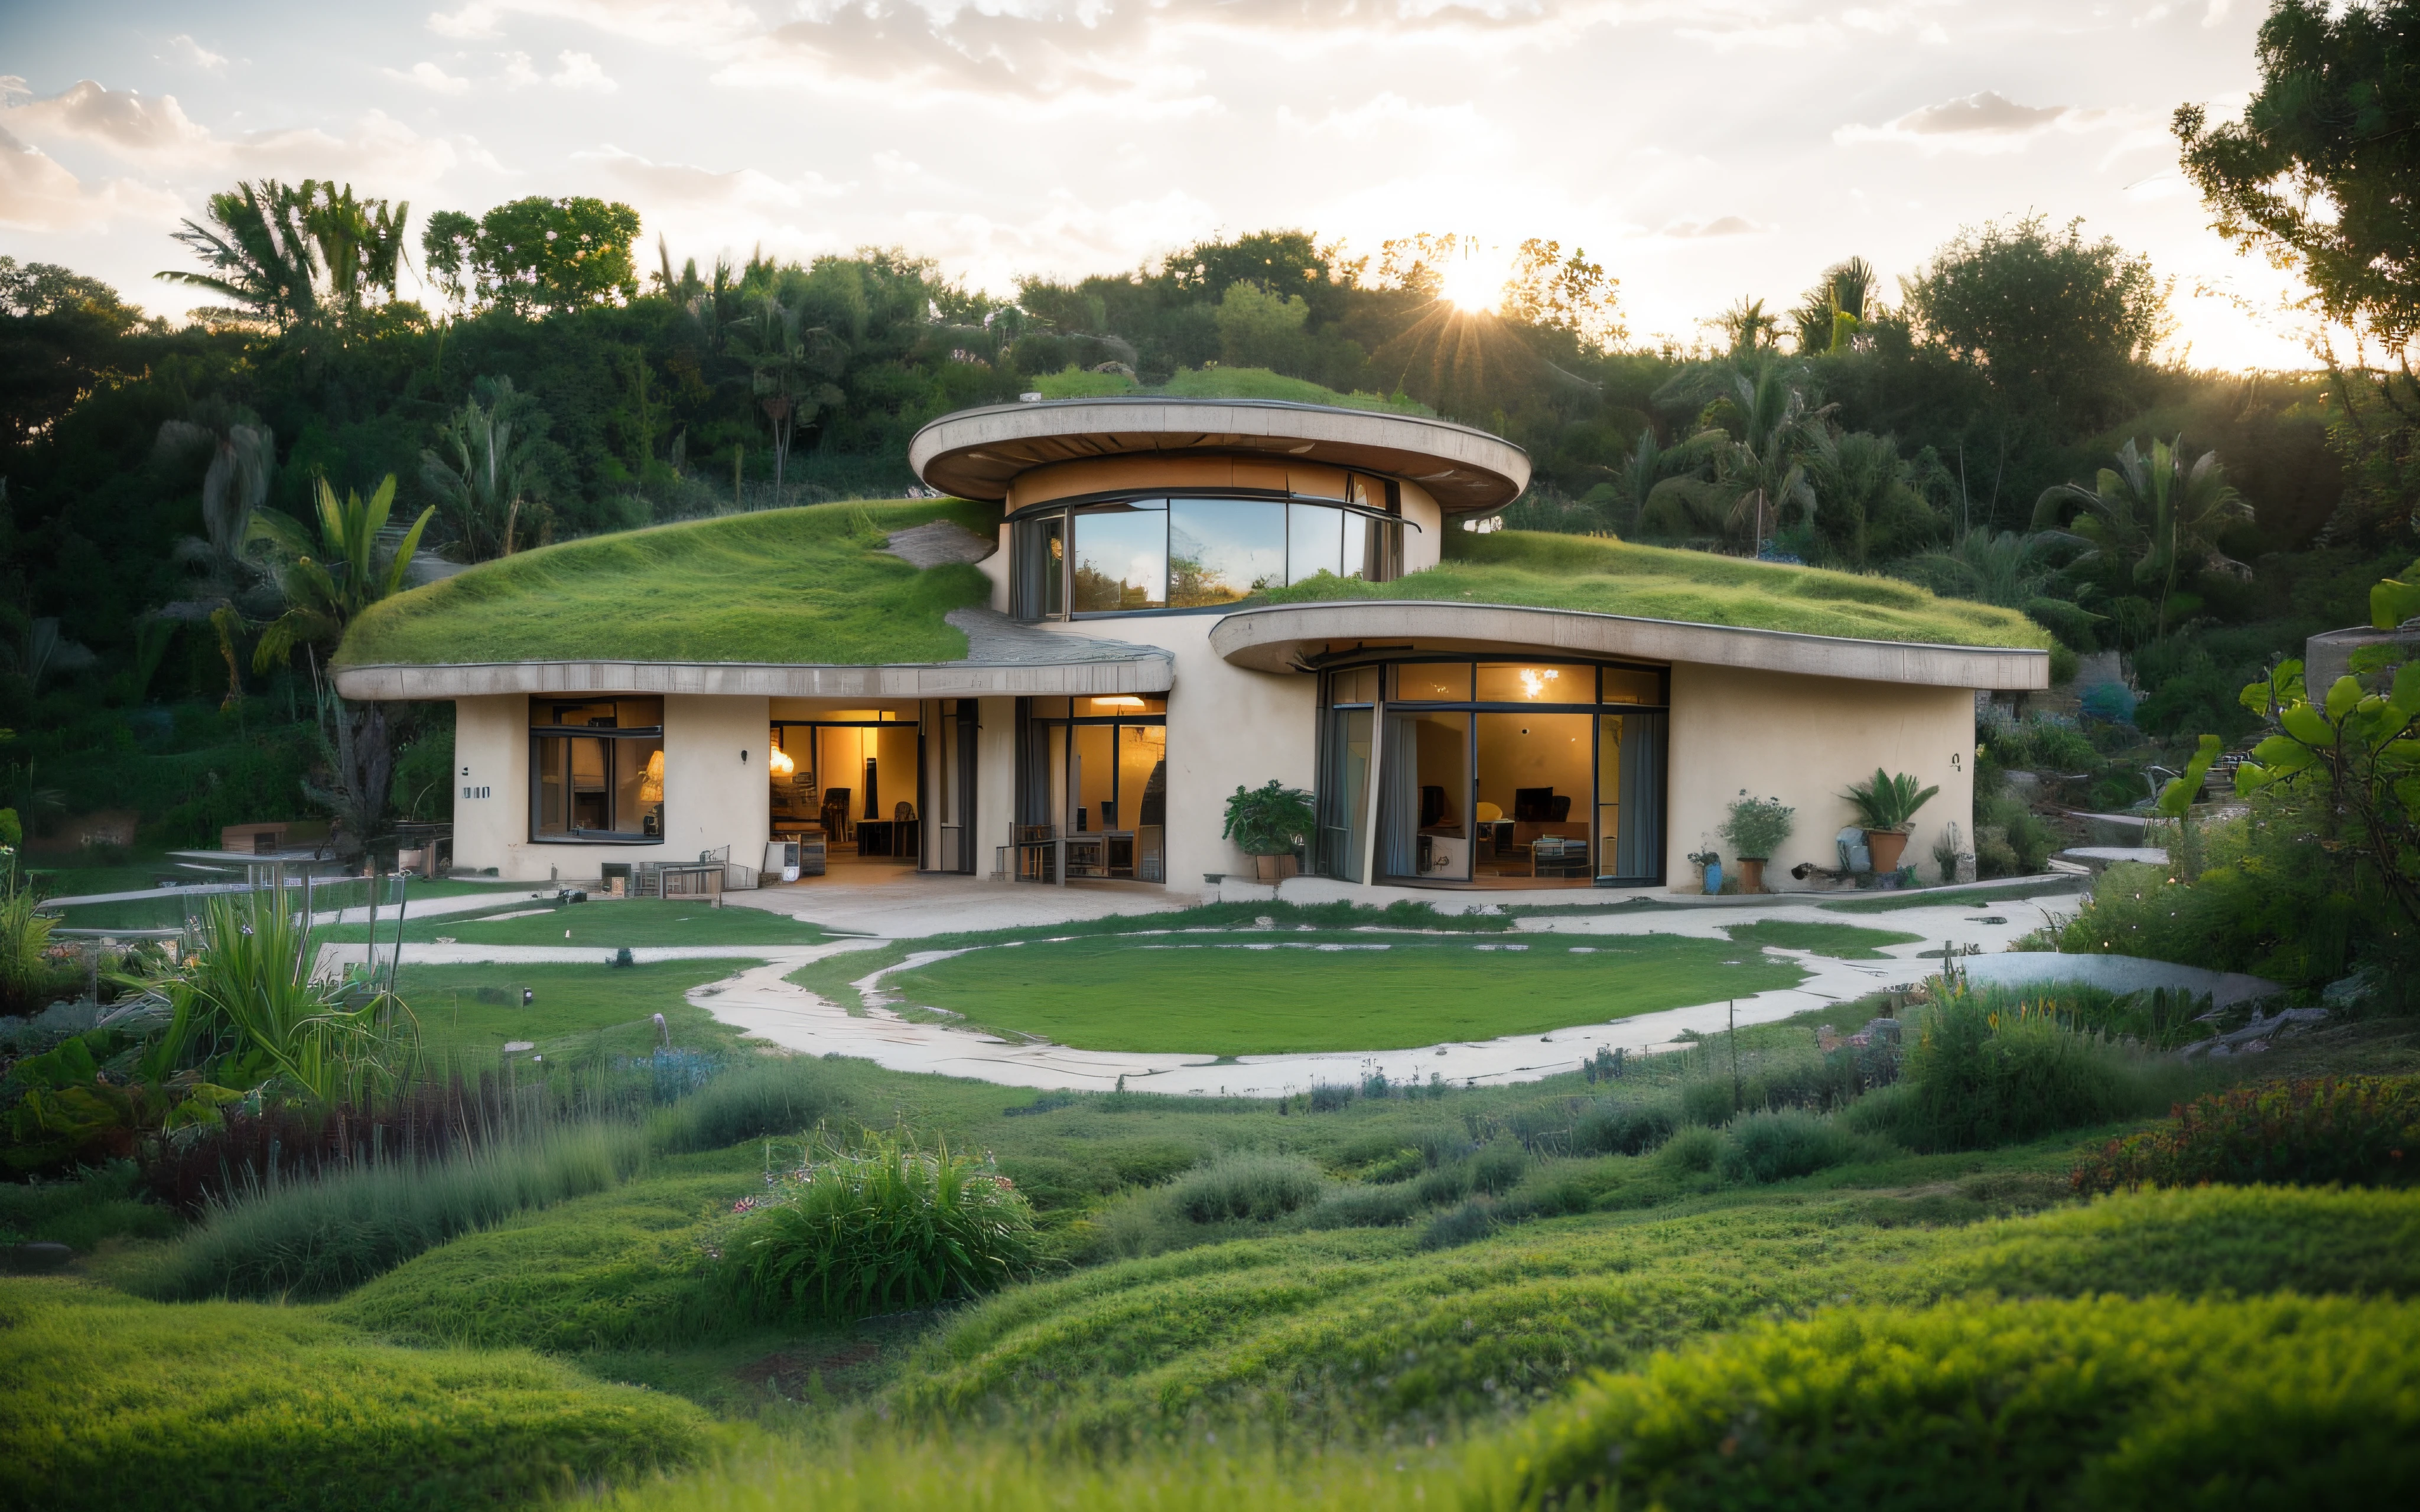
{"left": 526, "top": 708, "right": 667, "bottom": 847}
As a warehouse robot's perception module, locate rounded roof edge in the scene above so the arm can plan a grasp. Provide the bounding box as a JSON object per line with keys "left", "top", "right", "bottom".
{"left": 909, "top": 396, "right": 1531, "bottom": 514}
{"left": 1206, "top": 601, "right": 2051, "bottom": 691}
{"left": 332, "top": 654, "right": 1173, "bottom": 702}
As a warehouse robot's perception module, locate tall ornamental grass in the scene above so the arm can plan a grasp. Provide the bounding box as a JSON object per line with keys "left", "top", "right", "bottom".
{"left": 720, "top": 1127, "right": 1039, "bottom": 1321}
{"left": 2073, "top": 1075, "right": 2420, "bottom": 1193}
{"left": 1168, "top": 1152, "right": 1328, "bottom": 1223}
{"left": 129, "top": 1117, "right": 644, "bottom": 1300}
{"left": 649, "top": 1055, "right": 848, "bottom": 1153}
{"left": 1889, "top": 985, "right": 2145, "bottom": 1151}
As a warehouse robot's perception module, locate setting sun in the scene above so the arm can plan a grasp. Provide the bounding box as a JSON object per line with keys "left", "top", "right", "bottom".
{"left": 1436, "top": 247, "right": 1508, "bottom": 314}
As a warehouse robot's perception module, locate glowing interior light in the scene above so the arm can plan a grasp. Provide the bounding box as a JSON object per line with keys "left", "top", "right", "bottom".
{"left": 766, "top": 744, "right": 795, "bottom": 777}
{"left": 1517, "top": 667, "right": 1560, "bottom": 699}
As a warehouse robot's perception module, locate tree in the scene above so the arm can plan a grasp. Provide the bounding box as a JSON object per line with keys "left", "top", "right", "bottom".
{"left": 0, "top": 258, "right": 149, "bottom": 447}
{"left": 419, "top": 377, "right": 544, "bottom": 561}
{"left": 157, "top": 180, "right": 409, "bottom": 331}
{"left": 1801, "top": 428, "right": 1938, "bottom": 568}
{"left": 1790, "top": 257, "right": 1878, "bottom": 355}
{"left": 154, "top": 409, "right": 276, "bottom": 611}
{"left": 246, "top": 474, "right": 435, "bottom": 672}
{"left": 2034, "top": 436, "right": 2255, "bottom": 638}
{"left": 728, "top": 291, "right": 845, "bottom": 497}
{"left": 2176, "top": 1, "right": 2420, "bottom": 350}
{"left": 1708, "top": 297, "right": 1781, "bottom": 356}
{"left": 1643, "top": 361, "right": 1832, "bottom": 555}
{"left": 422, "top": 197, "right": 642, "bottom": 315}
{"left": 1901, "top": 215, "right": 2169, "bottom": 429}
{"left": 1501, "top": 239, "right": 1626, "bottom": 353}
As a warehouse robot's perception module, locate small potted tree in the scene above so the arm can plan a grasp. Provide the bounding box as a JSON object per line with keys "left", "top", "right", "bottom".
{"left": 1223, "top": 780, "right": 1316, "bottom": 882}
{"left": 1842, "top": 768, "right": 1940, "bottom": 876}
{"left": 1717, "top": 791, "right": 1794, "bottom": 894}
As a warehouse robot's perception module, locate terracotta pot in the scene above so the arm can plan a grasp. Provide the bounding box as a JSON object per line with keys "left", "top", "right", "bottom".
{"left": 1253, "top": 853, "right": 1300, "bottom": 882}
{"left": 1863, "top": 829, "right": 1911, "bottom": 874}
{"left": 1736, "top": 858, "right": 1767, "bottom": 894}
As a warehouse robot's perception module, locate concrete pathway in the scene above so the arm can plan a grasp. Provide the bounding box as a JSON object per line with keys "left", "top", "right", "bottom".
{"left": 727, "top": 869, "right": 1199, "bottom": 939}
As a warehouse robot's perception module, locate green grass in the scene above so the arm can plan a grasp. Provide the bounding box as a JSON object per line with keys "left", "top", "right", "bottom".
{"left": 318, "top": 897, "right": 832, "bottom": 947}
{"left": 1266, "top": 528, "right": 2055, "bottom": 650}
{"left": 1719, "top": 919, "right": 1923, "bottom": 959}
{"left": 1030, "top": 364, "right": 1431, "bottom": 414}
{"left": 392, "top": 959, "right": 768, "bottom": 1060}
{"left": 0, "top": 1278, "right": 717, "bottom": 1512}
{"left": 882, "top": 928, "right": 1806, "bottom": 1054}
{"left": 338, "top": 498, "right": 997, "bottom": 667}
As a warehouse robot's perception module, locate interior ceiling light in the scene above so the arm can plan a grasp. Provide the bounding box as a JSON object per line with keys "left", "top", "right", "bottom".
{"left": 767, "top": 744, "right": 796, "bottom": 777}
{"left": 1090, "top": 695, "right": 1147, "bottom": 709}
{"left": 1517, "top": 667, "right": 1561, "bottom": 699}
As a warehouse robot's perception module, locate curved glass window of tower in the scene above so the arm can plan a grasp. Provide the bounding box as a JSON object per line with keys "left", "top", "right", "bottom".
{"left": 1013, "top": 484, "right": 1404, "bottom": 620}
{"left": 1071, "top": 502, "right": 1166, "bottom": 612}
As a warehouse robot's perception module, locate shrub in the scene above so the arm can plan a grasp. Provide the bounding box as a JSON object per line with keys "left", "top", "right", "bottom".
{"left": 1954, "top": 1185, "right": 2420, "bottom": 1299}
{"left": 1467, "top": 1140, "right": 1528, "bottom": 1195}
{"left": 1678, "top": 1078, "right": 1738, "bottom": 1126}
{"left": 1717, "top": 792, "right": 1794, "bottom": 859}
{"left": 1655, "top": 1125, "right": 1721, "bottom": 1174}
{"left": 2073, "top": 1076, "right": 2420, "bottom": 1194}
{"left": 1419, "top": 1195, "right": 1497, "bottom": 1250}
{"left": 1893, "top": 989, "right": 2141, "bottom": 1151}
{"left": 650, "top": 1055, "right": 847, "bottom": 1153}
{"left": 0, "top": 1278, "right": 714, "bottom": 1512}
{"left": 1169, "top": 1151, "right": 1326, "bottom": 1223}
{"left": 1465, "top": 1294, "right": 2420, "bottom": 1511}
{"left": 1572, "top": 1095, "right": 1679, "bottom": 1156}
{"left": 129, "top": 1119, "right": 643, "bottom": 1301}
{"left": 1716, "top": 1108, "right": 1854, "bottom": 1184}
{"left": 720, "top": 1128, "right": 1037, "bottom": 1321}
{"left": 1306, "top": 1184, "right": 1422, "bottom": 1230}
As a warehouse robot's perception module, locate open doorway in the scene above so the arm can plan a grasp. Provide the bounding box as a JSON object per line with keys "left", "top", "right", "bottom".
{"left": 770, "top": 711, "right": 922, "bottom": 866}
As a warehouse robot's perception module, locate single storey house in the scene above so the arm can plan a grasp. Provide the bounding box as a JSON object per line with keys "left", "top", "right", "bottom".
{"left": 334, "top": 396, "right": 2051, "bottom": 895}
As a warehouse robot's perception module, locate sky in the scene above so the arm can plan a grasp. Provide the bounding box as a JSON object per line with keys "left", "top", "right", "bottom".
{"left": 0, "top": 0, "right": 2321, "bottom": 370}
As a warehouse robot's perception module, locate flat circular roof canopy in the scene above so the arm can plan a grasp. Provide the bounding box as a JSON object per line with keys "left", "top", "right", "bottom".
{"left": 909, "top": 397, "right": 1531, "bottom": 514}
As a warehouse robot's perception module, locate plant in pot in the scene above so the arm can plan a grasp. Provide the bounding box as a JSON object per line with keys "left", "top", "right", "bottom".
{"left": 1224, "top": 780, "right": 1315, "bottom": 881}
{"left": 1716, "top": 791, "right": 1794, "bottom": 894}
{"left": 1686, "top": 846, "right": 1723, "bottom": 896}
{"left": 1842, "top": 768, "right": 1940, "bottom": 877}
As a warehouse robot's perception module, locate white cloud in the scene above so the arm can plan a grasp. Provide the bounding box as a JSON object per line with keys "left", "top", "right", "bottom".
{"left": 428, "top": 3, "right": 503, "bottom": 38}
{"left": 501, "top": 51, "right": 542, "bottom": 86}
{"left": 580, "top": 144, "right": 840, "bottom": 207}
{"left": 1659, "top": 214, "right": 1765, "bottom": 238}
{"left": 168, "top": 35, "right": 229, "bottom": 71}
{"left": 389, "top": 60, "right": 473, "bottom": 93}
{"left": 551, "top": 50, "right": 618, "bottom": 90}
{"left": 2, "top": 79, "right": 219, "bottom": 164}
{"left": 0, "top": 123, "right": 183, "bottom": 232}
{"left": 235, "top": 109, "right": 461, "bottom": 184}
{"left": 1836, "top": 90, "right": 2110, "bottom": 153}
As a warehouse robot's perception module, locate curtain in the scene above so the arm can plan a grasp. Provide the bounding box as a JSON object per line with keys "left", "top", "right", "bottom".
{"left": 1378, "top": 713, "right": 1420, "bottom": 878}
{"left": 1616, "top": 709, "right": 1667, "bottom": 881}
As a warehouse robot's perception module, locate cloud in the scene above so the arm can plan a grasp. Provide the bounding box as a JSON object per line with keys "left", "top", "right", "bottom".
{"left": 551, "top": 50, "right": 619, "bottom": 90}
{"left": 388, "top": 60, "right": 473, "bottom": 93}
{"left": 1659, "top": 214, "right": 1764, "bottom": 238}
{"left": 168, "top": 35, "right": 229, "bottom": 70}
{"left": 235, "top": 110, "right": 461, "bottom": 184}
{"left": 1836, "top": 90, "right": 2108, "bottom": 153}
{"left": 580, "top": 144, "right": 841, "bottom": 208}
{"left": 428, "top": 3, "right": 503, "bottom": 38}
{"left": 0, "top": 123, "right": 183, "bottom": 232}
{"left": 2, "top": 79, "right": 219, "bottom": 164}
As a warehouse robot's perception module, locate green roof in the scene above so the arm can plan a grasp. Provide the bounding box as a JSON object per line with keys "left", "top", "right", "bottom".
{"left": 338, "top": 499, "right": 997, "bottom": 667}
{"left": 1265, "top": 529, "right": 2054, "bottom": 650}
{"left": 1029, "top": 363, "right": 1430, "bottom": 415}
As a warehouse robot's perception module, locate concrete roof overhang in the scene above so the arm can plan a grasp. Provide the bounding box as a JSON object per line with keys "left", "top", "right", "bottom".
{"left": 909, "top": 397, "right": 1531, "bottom": 514}
{"left": 1209, "top": 601, "right": 2051, "bottom": 691}
{"left": 334, "top": 655, "right": 1173, "bottom": 702}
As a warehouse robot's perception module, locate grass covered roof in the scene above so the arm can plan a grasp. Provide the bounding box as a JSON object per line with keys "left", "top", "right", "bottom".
{"left": 337, "top": 499, "right": 997, "bottom": 667}
{"left": 1266, "top": 528, "right": 2054, "bottom": 650}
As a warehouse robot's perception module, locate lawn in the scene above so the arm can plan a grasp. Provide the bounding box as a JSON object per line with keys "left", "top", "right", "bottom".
{"left": 393, "top": 959, "right": 768, "bottom": 1060}
{"left": 1719, "top": 919, "right": 1924, "bottom": 959}
{"left": 321, "top": 898, "right": 832, "bottom": 948}
{"left": 47, "top": 876, "right": 534, "bottom": 930}
{"left": 339, "top": 497, "right": 997, "bottom": 667}
{"left": 1266, "top": 527, "right": 2054, "bottom": 650}
{"left": 881, "top": 928, "right": 1808, "bottom": 1054}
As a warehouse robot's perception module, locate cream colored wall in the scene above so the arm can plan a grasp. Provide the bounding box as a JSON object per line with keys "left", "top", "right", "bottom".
{"left": 1399, "top": 482, "right": 1443, "bottom": 572}
{"left": 974, "top": 695, "right": 1020, "bottom": 862}
{"left": 447, "top": 693, "right": 770, "bottom": 882}
{"left": 1664, "top": 663, "right": 1975, "bottom": 887}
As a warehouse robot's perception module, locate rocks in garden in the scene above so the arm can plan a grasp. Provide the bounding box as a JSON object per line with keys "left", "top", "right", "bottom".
{"left": 2178, "top": 1006, "right": 2329, "bottom": 1059}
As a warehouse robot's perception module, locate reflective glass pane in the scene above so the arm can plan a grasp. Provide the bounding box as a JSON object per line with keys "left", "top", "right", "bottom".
{"left": 621, "top": 735, "right": 664, "bottom": 836}
{"left": 1599, "top": 667, "right": 1663, "bottom": 705}
{"left": 1476, "top": 662, "right": 1595, "bottom": 703}
{"left": 1287, "top": 503, "right": 1344, "bottom": 585}
{"left": 1072, "top": 504, "right": 1166, "bottom": 612}
{"left": 1393, "top": 663, "right": 1472, "bottom": 701}
{"left": 1169, "top": 498, "right": 1286, "bottom": 607}
{"left": 1328, "top": 665, "right": 1381, "bottom": 705}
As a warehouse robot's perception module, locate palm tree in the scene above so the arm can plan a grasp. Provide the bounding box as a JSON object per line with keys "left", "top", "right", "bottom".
{"left": 246, "top": 474, "right": 435, "bottom": 671}
{"left": 2032, "top": 436, "right": 2254, "bottom": 637}
{"left": 159, "top": 180, "right": 320, "bottom": 330}
{"left": 420, "top": 377, "right": 542, "bottom": 561}
{"left": 1898, "top": 528, "right": 2063, "bottom": 607}
{"left": 728, "top": 291, "right": 845, "bottom": 500}
{"left": 1804, "top": 428, "right": 1927, "bottom": 568}
{"left": 1790, "top": 257, "right": 1878, "bottom": 354}
{"left": 155, "top": 412, "right": 276, "bottom": 611}
{"left": 1713, "top": 362, "right": 1832, "bottom": 554}
{"left": 301, "top": 182, "right": 411, "bottom": 312}
{"left": 1709, "top": 297, "right": 1781, "bottom": 356}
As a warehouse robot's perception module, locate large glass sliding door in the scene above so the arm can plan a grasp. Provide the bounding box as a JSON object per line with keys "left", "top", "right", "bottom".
{"left": 1014, "top": 696, "right": 1169, "bottom": 882}
{"left": 1325, "top": 658, "right": 1668, "bottom": 888}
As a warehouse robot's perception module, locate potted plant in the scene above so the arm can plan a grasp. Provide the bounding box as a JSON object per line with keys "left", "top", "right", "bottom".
{"left": 1223, "top": 780, "right": 1315, "bottom": 882}
{"left": 1841, "top": 768, "right": 1940, "bottom": 876}
{"left": 1686, "top": 846, "right": 1723, "bottom": 896}
{"left": 1716, "top": 791, "right": 1794, "bottom": 894}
